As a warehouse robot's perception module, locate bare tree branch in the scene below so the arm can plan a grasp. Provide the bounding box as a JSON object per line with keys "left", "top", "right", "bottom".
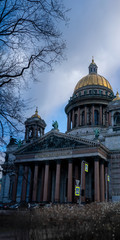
{"left": 0, "top": 0, "right": 68, "bottom": 144}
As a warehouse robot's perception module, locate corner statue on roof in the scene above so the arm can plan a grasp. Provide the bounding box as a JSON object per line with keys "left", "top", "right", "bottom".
{"left": 52, "top": 120, "right": 59, "bottom": 130}
{"left": 94, "top": 129, "right": 100, "bottom": 139}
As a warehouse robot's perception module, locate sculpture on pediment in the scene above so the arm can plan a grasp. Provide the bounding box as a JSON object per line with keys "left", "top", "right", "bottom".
{"left": 23, "top": 135, "right": 86, "bottom": 153}
{"left": 94, "top": 128, "right": 100, "bottom": 139}
{"left": 52, "top": 120, "right": 58, "bottom": 130}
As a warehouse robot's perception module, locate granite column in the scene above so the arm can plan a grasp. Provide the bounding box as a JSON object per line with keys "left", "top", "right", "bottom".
{"left": 100, "top": 161, "right": 105, "bottom": 202}
{"left": 94, "top": 159, "right": 100, "bottom": 202}
{"left": 55, "top": 161, "right": 61, "bottom": 202}
{"left": 32, "top": 165, "right": 39, "bottom": 202}
{"left": 67, "top": 160, "right": 73, "bottom": 203}
{"left": 43, "top": 162, "right": 49, "bottom": 202}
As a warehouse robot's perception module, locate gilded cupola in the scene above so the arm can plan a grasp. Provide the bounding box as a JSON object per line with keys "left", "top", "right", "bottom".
{"left": 25, "top": 108, "right": 46, "bottom": 142}
{"left": 74, "top": 58, "right": 113, "bottom": 94}
{"left": 113, "top": 91, "right": 120, "bottom": 101}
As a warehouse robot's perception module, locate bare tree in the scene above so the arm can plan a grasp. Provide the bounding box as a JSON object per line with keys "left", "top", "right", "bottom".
{"left": 0, "top": 84, "right": 26, "bottom": 146}
{"left": 0, "top": 0, "right": 68, "bottom": 143}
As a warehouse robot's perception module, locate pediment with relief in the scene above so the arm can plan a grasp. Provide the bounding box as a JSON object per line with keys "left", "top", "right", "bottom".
{"left": 15, "top": 131, "right": 96, "bottom": 154}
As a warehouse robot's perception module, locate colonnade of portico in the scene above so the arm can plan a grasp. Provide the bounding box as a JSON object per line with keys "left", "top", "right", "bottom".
{"left": 12, "top": 157, "right": 108, "bottom": 204}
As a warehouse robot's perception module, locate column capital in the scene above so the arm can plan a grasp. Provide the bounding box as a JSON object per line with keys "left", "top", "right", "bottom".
{"left": 45, "top": 161, "right": 49, "bottom": 165}
{"left": 94, "top": 158, "right": 99, "bottom": 162}
{"left": 100, "top": 159, "right": 104, "bottom": 165}
{"left": 56, "top": 160, "right": 61, "bottom": 164}
{"left": 68, "top": 159, "right": 73, "bottom": 164}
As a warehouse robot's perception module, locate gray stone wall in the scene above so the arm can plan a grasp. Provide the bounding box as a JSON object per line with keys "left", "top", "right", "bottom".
{"left": 105, "top": 135, "right": 120, "bottom": 150}
{"left": 109, "top": 156, "right": 120, "bottom": 200}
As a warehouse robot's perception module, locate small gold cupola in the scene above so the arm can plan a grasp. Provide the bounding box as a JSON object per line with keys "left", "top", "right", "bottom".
{"left": 113, "top": 91, "right": 120, "bottom": 101}
{"left": 31, "top": 107, "right": 41, "bottom": 119}
{"left": 25, "top": 108, "right": 46, "bottom": 142}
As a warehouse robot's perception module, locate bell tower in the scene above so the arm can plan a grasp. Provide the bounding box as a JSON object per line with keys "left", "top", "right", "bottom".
{"left": 25, "top": 108, "right": 46, "bottom": 142}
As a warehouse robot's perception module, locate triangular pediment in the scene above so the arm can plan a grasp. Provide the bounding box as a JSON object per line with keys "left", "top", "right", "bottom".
{"left": 15, "top": 130, "right": 98, "bottom": 155}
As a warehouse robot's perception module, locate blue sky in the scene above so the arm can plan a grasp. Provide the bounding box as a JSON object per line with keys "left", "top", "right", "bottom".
{"left": 23, "top": 0, "right": 120, "bottom": 135}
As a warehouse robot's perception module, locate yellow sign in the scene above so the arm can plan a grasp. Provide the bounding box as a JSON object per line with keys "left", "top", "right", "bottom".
{"left": 75, "top": 186, "right": 80, "bottom": 196}
{"left": 107, "top": 175, "right": 110, "bottom": 182}
{"left": 85, "top": 163, "right": 88, "bottom": 172}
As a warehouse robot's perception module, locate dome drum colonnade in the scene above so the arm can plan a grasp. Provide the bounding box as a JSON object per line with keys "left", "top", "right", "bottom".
{"left": 66, "top": 97, "right": 113, "bottom": 131}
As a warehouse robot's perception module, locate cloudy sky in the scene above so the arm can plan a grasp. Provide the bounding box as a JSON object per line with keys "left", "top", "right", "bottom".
{"left": 24, "top": 0, "right": 120, "bottom": 134}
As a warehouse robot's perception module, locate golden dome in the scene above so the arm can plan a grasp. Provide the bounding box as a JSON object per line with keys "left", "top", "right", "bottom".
{"left": 113, "top": 91, "right": 120, "bottom": 101}
{"left": 31, "top": 108, "right": 41, "bottom": 119}
{"left": 74, "top": 73, "right": 113, "bottom": 93}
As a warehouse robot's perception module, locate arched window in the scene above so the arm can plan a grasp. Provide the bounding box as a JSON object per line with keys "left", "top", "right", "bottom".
{"left": 29, "top": 127, "right": 33, "bottom": 138}
{"left": 114, "top": 112, "right": 120, "bottom": 126}
{"left": 94, "top": 110, "right": 99, "bottom": 125}
{"left": 38, "top": 128, "right": 41, "bottom": 137}
{"left": 82, "top": 111, "right": 85, "bottom": 125}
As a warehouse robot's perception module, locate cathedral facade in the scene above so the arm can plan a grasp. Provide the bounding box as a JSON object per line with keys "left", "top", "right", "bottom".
{"left": 1, "top": 59, "right": 120, "bottom": 204}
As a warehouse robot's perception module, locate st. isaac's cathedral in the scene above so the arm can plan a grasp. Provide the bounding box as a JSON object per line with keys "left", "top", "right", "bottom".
{"left": 1, "top": 58, "right": 120, "bottom": 204}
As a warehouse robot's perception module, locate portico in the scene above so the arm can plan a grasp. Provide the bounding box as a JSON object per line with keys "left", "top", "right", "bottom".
{"left": 13, "top": 130, "right": 108, "bottom": 204}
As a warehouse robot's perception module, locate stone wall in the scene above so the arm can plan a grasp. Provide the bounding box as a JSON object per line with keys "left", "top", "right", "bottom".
{"left": 109, "top": 154, "right": 120, "bottom": 199}
{"left": 105, "top": 134, "right": 120, "bottom": 150}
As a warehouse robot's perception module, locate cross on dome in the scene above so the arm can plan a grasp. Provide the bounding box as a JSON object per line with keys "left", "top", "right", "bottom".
{"left": 31, "top": 107, "right": 41, "bottom": 118}
{"left": 92, "top": 56, "right": 94, "bottom": 63}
